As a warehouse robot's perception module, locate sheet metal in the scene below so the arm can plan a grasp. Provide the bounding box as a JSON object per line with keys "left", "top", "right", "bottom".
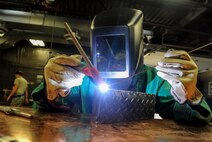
{"left": 93, "top": 89, "right": 156, "bottom": 123}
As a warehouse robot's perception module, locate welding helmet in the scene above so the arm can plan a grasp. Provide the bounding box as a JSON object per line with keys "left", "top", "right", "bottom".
{"left": 91, "top": 8, "right": 144, "bottom": 90}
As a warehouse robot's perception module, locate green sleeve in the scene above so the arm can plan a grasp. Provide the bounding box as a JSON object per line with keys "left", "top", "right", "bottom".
{"left": 31, "top": 82, "right": 55, "bottom": 111}
{"left": 31, "top": 78, "right": 81, "bottom": 112}
{"left": 155, "top": 81, "right": 212, "bottom": 124}
{"left": 31, "top": 76, "right": 96, "bottom": 113}
{"left": 79, "top": 76, "right": 97, "bottom": 114}
{"left": 143, "top": 65, "right": 212, "bottom": 124}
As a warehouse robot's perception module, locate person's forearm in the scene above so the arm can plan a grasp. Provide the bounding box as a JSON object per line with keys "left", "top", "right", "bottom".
{"left": 8, "top": 89, "right": 16, "bottom": 98}
{"left": 8, "top": 85, "right": 18, "bottom": 99}
{"left": 25, "top": 90, "right": 29, "bottom": 100}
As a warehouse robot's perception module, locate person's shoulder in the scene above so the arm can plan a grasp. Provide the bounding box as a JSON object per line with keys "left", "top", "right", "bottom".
{"left": 143, "top": 64, "right": 155, "bottom": 69}
{"left": 15, "top": 77, "right": 21, "bottom": 81}
{"left": 139, "top": 64, "right": 157, "bottom": 73}
{"left": 135, "top": 64, "right": 156, "bottom": 78}
{"left": 18, "top": 77, "right": 28, "bottom": 83}
{"left": 23, "top": 77, "right": 27, "bottom": 81}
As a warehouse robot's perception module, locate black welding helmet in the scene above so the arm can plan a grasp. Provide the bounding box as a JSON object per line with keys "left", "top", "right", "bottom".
{"left": 91, "top": 8, "right": 144, "bottom": 90}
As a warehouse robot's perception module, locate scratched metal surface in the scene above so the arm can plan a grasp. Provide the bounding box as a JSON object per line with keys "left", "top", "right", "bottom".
{"left": 0, "top": 107, "right": 211, "bottom": 142}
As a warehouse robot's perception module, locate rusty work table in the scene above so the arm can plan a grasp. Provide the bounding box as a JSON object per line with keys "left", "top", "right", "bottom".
{"left": 0, "top": 107, "right": 211, "bottom": 142}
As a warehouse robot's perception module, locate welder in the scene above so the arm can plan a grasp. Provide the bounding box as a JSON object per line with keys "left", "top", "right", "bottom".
{"left": 31, "top": 8, "right": 211, "bottom": 124}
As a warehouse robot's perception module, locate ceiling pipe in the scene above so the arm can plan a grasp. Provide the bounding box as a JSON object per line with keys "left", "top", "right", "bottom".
{"left": 0, "top": 9, "right": 90, "bottom": 31}
{"left": 0, "top": 9, "right": 91, "bottom": 50}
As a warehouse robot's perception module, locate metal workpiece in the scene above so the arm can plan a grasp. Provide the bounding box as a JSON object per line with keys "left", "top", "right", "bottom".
{"left": 0, "top": 106, "right": 33, "bottom": 119}
{"left": 0, "top": 107, "right": 211, "bottom": 142}
{"left": 0, "top": 136, "right": 19, "bottom": 142}
{"left": 93, "top": 89, "right": 156, "bottom": 123}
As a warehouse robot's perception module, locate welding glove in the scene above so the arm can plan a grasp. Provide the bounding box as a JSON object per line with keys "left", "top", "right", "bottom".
{"left": 44, "top": 54, "right": 85, "bottom": 101}
{"left": 156, "top": 49, "right": 203, "bottom": 105}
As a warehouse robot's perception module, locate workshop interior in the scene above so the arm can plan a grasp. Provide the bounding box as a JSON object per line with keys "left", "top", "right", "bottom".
{"left": 0, "top": 0, "right": 211, "bottom": 108}
{"left": 0, "top": 0, "right": 212, "bottom": 141}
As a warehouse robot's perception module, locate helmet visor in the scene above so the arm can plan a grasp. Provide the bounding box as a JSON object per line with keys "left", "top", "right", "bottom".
{"left": 96, "top": 35, "right": 126, "bottom": 72}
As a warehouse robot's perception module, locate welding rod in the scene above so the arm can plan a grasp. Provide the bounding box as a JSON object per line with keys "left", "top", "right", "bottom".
{"left": 64, "top": 22, "right": 94, "bottom": 68}
{"left": 188, "top": 41, "right": 212, "bottom": 53}
{"left": 64, "top": 22, "right": 105, "bottom": 86}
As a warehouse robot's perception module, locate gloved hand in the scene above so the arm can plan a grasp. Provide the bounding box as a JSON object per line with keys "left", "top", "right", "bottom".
{"left": 156, "top": 49, "right": 203, "bottom": 105}
{"left": 44, "top": 54, "right": 85, "bottom": 101}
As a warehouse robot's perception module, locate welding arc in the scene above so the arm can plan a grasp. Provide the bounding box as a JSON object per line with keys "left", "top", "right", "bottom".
{"left": 64, "top": 22, "right": 94, "bottom": 68}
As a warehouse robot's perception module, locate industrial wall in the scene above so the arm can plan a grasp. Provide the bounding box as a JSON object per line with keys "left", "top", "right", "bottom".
{"left": 0, "top": 40, "right": 89, "bottom": 98}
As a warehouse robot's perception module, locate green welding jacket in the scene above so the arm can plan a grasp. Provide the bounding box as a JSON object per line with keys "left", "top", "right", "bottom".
{"left": 31, "top": 64, "right": 212, "bottom": 124}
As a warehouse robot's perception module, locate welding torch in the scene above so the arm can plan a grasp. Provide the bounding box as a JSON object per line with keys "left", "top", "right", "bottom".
{"left": 64, "top": 22, "right": 109, "bottom": 92}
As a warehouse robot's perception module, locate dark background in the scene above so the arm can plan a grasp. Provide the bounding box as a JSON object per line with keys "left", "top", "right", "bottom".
{"left": 0, "top": 40, "right": 90, "bottom": 97}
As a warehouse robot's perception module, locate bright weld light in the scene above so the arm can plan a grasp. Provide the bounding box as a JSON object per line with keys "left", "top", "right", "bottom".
{"left": 98, "top": 83, "right": 109, "bottom": 93}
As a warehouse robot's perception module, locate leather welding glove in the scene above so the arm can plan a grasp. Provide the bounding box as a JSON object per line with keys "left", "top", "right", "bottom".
{"left": 155, "top": 49, "right": 203, "bottom": 105}
{"left": 44, "top": 54, "right": 85, "bottom": 101}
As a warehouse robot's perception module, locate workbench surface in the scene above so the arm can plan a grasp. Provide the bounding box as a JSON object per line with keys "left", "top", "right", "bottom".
{"left": 0, "top": 107, "right": 211, "bottom": 142}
